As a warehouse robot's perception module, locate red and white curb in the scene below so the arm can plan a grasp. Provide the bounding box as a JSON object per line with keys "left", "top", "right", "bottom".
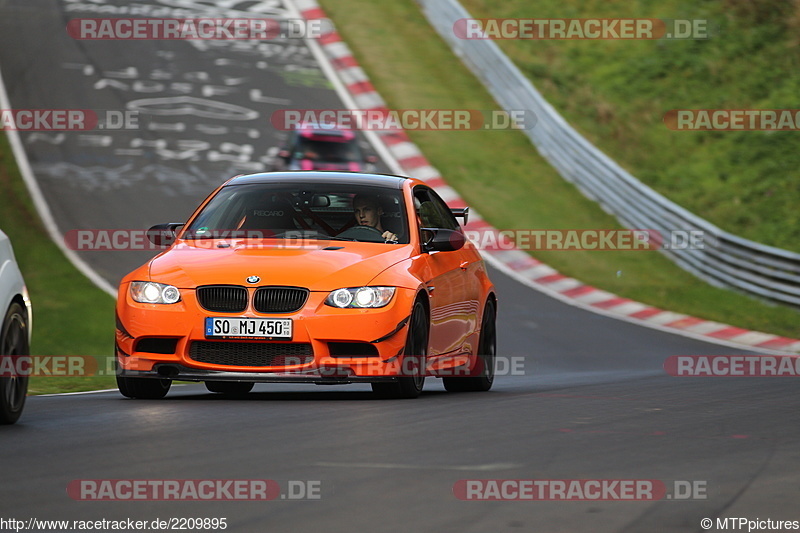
{"left": 292, "top": 0, "right": 799, "bottom": 355}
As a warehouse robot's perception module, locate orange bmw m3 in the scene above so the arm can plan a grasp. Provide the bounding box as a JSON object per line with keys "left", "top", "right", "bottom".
{"left": 115, "top": 172, "right": 496, "bottom": 399}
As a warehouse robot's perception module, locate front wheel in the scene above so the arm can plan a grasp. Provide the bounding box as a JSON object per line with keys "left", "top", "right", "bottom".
{"left": 443, "top": 299, "right": 496, "bottom": 393}
{"left": 372, "top": 299, "right": 427, "bottom": 399}
{"left": 0, "top": 303, "right": 30, "bottom": 424}
{"left": 117, "top": 374, "right": 171, "bottom": 399}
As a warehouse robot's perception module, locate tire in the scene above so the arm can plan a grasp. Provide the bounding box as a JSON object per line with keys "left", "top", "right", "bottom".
{"left": 0, "top": 302, "right": 29, "bottom": 424}
{"left": 205, "top": 381, "right": 254, "bottom": 396}
{"left": 116, "top": 374, "right": 171, "bottom": 399}
{"left": 372, "top": 299, "right": 427, "bottom": 399}
{"left": 443, "top": 299, "right": 496, "bottom": 393}
{"left": 114, "top": 344, "right": 172, "bottom": 399}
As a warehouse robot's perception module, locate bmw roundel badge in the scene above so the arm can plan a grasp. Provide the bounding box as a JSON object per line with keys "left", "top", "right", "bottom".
{"left": 246, "top": 275, "right": 260, "bottom": 284}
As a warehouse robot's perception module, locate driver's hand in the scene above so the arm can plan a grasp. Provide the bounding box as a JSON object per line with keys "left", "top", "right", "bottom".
{"left": 382, "top": 231, "right": 398, "bottom": 242}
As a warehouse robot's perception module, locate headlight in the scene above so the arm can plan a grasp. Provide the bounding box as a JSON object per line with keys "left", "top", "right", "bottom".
{"left": 325, "top": 287, "right": 395, "bottom": 308}
{"left": 130, "top": 281, "right": 181, "bottom": 304}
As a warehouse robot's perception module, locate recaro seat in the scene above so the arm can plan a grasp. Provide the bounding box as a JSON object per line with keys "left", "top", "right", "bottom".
{"left": 238, "top": 194, "right": 297, "bottom": 235}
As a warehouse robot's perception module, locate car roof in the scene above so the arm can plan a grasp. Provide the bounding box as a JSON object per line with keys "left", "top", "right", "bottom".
{"left": 225, "top": 171, "right": 412, "bottom": 189}
{"left": 297, "top": 124, "right": 355, "bottom": 141}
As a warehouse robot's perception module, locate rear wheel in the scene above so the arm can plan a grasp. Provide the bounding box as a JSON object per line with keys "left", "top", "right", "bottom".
{"left": 205, "top": 381, "right": 254, "bottom": 396}
{"left": 372, "top": 299, "right": 427, "bottom": 399}
{"left": 443, "top": 299, "right": 496, "bottom": 393}
{"left": 0, "top": 303, "right": 29, "bottom": 424}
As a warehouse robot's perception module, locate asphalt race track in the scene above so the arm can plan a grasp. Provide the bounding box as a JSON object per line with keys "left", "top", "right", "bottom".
{"left": 1, "top": 1, "right": 799, "bottom": 532}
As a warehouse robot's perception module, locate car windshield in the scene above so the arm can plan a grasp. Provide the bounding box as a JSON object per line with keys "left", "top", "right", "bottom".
{"left": 294, "top": 135, "right": 363, "bottom": 163}
{"left": 183, "top": 182, "right": 409, "bottom": 244}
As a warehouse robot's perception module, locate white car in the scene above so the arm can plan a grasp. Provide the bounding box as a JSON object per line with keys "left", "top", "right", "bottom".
{"left": 0, "top": 229, "right": 32, "bottom": 424}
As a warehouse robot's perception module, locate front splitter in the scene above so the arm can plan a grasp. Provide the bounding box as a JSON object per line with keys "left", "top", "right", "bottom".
{"left": 120, "top": 364, "right": 399, "bottom": 384}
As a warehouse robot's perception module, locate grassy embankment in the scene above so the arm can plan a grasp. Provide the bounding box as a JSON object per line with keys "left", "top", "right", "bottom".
{"left": 0, "top": 134, "right": 115, "bottom": 394}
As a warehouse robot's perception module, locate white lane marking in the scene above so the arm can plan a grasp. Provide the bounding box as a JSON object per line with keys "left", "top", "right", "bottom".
{"left": 0, "top": 67, "right": 117, "bottom": 297}
{"left": 683, "top": 321, "right": 731, "bottom": 335}
{"left": 642, "top": 311, "right": 689, "bottom": 326}
{"left": 36, "top": 384, "right": 188, "bottom": 397}
{"left": 315, "top": 461, "right": 523, "bottom": 471}
{"left": 37, "top": 388, "right": 120, "bottom": 397}
{"left": 541, "top": 278, "right": 583, "bottom": 292}
{"left": 388, "top": 141, "right": 422, "bottom": 160}
{"left": 728, "top": 331, "right": 785, "bottom": 346}
{"left": 571, "top": 290, "right": 616, "bottom": 305}
{"left": 602, "top": 301, "right": 648, "bottom": 315}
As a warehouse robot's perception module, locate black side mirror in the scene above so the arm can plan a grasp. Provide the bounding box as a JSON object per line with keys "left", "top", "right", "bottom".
{"left": 146, "top": 223, "right": 184, "bottom": 247}
{"left": 421, "top": 228, "right": 465, "bottom": 252}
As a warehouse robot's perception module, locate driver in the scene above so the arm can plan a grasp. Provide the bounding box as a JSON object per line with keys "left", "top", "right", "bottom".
{"left": 353, "top": 195, "right": 398, "bottom": 241}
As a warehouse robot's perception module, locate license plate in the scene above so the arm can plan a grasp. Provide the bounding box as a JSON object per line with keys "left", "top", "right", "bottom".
{"left": 205, "top": 317, "right": 292, "bottom": 339}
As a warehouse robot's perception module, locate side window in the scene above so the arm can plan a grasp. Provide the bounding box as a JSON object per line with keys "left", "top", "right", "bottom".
{"left": 413, "top": 187, "right": 459, "bottom": 231}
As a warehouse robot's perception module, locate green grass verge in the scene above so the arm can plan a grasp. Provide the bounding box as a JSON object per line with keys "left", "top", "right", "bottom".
{"left": 0, "top": 133, "right": 116, "bottom": 394}
{"left": 459, "top": 0, "right": 800, "bottom": 253}
{"left": 318, "top": 0, "right": 800, "bottom": 339}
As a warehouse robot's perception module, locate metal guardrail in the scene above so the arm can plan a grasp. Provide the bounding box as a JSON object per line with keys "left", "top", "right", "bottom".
{"left": 416, "top": 0, "right": 800, "bottom": 308}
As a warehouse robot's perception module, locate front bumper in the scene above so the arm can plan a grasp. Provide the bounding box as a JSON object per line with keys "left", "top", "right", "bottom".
{"left": 120, "top": 364, "right": 399, "bottom": 384}
{"left": 116, "top": 285, "right": 421, "bottom": 380}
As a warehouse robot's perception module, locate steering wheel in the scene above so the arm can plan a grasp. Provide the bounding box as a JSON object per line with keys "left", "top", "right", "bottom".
{"left": 337, "top": 225, "right": 386, "bottom": 242}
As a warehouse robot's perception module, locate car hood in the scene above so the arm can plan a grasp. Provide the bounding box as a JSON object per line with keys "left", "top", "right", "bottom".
{"left": 148, "top": 239, "right": 412, "bottom": 291}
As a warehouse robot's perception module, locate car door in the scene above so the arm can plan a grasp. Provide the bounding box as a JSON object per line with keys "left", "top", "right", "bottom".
{"left": 413, "top": 186, "right": 479, "bottom": 356}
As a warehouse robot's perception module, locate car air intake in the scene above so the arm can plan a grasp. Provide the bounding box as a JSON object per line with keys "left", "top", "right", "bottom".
{"left": 189, "top": 341, "right": 314, "bottom": 367}
{"left": 196, "top": 285, "right": 248, "bottom": 313}
{"left": 253, "top": 287, "right": 309, "bottom": 313}
{"left": 135, "top": 337, "right": 179, "bottom": 355}
{"left": 328, "top": 342, "right": 379, "bottom": 357}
